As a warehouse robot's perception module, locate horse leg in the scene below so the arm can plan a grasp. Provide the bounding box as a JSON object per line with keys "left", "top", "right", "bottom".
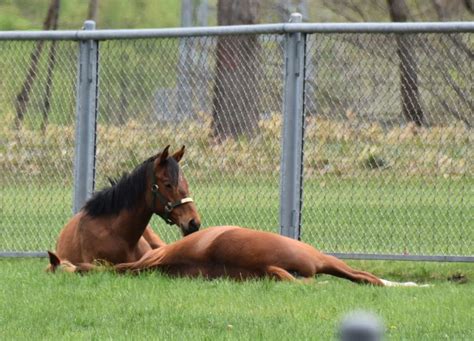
{"left": 315, "top": 254, "right": 384, "bottom": 286}
{"left": 131, "top": 227, "right": 166, "bottom": 261}
{"left": 115, "top": 247, "right": 167, "bottom": 273}
{"left": 265, "top": 265, "right": 297, "bottom": 281}
{"left": 142, "top": 226, "right": 167, "bottom": 249}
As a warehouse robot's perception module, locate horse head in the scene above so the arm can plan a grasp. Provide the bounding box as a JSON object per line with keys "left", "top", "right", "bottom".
{"left": 149, "top": 145, "right": 201, "bottom": 236}
{"left": 45, "top": 251, "right": 77, "bottom": 273}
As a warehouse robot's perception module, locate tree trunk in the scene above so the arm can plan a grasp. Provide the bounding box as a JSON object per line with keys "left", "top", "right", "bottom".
{"left": 465, "top": 0, "right": 474, "bottom": 13}
{"left": 387, "top": 0, "right": 425, "bottom": 126}
{"left": 211, "top": 0, "right": 261, "bottom": 140}
{"left": 15, "top": 0, "right": 59, "bottom": 128}
{"left": 87, "top": 0, "right": 99, "bottom": 22}
{"left": 433, "top": 0, "right": 449, "bottom": 20}
{"left": 433, "top": 0, "right": 474, "bottom": 18}
{"left": 117, "top": 51, "right": 129, "bottom": 125}
{"left": 41, "top": 0, "right": 61, "bottom": 132}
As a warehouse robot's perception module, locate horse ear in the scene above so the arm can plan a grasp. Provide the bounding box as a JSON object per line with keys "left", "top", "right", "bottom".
{"left": 159, "top": 145, "right": 171, "bottom": 164}
{"left": 172, "top": 145, "right": 185, "bottom": 163}
{"left": 47, "top": 250, "right": 61, "bottom": 268}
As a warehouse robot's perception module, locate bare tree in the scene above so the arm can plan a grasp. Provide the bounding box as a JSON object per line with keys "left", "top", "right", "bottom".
{"left": 211, "top": 0, "right": 262, "bottom": 140}
{"left": 41, "top": 0, "right": 61, "bottom": 132}
{"left": 465, "top": 0, "right": 474, "bottom": 13}
{"left": 387, "top": 0, "right": 425, "bottom": 126}
{"left": 275, "top": 0, "right": 310, "bottom": 21}
{"left": 117, "top": 51, "right": 129, "bottom": 125}
{"left": 430, "top": 0, "right": 473, "bottom": 126}
{"left": 37, "top": 0, "right": 99, "bottom": 130}
{"left": 433, "top": 0, "right": 450, "bottom": 20}
{"left": 433, "top": 0, "right": 474, "bottom": 19}
{"left": 322, "top": 0, "right": 388, "bottom": 22}
{"left": 15, "top": 0, "right": 60, "bottom": 129}
{"left": 87, "top": 0, "right": 99, "bottom": 22}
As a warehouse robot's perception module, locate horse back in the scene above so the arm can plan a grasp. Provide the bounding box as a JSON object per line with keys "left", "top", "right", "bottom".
{"left": 168, "top": 226, "right": 316, "bottom": 272}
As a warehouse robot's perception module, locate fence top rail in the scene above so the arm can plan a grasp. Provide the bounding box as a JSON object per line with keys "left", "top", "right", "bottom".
{"left": 0, "top": 21, "right": 473, "bottom": 41}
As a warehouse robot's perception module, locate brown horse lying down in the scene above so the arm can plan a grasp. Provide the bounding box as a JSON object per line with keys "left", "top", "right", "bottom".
{"left": 49, "top": 145, "right": 200, "bottom": 269}
{"left": 48, "top": 226, "right": 419, "bottom": 287}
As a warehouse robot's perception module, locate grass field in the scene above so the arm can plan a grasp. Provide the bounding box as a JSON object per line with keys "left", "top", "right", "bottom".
{"left": 1, "top": 118, "right": 472, "bottom": 338}
{"left": 2, "top": 171, "right": 472, "bottom": 339}
{"left": 1, "top": 176, "right": 472, "bottom": 257}
{"left": 0, "top": 258, "right": 472, "bottom": 339}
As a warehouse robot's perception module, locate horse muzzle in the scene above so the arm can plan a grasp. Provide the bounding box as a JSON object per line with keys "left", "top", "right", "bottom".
{"left": 182, "top": 218, "right": 201, "bottom": 236}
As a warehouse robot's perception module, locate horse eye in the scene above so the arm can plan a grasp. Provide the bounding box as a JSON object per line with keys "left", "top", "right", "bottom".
{"left": 165, "top": 183, "right": 172, "bottom": 189}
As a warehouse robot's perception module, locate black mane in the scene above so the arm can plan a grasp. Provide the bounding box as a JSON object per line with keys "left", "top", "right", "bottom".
{"left": 83, "top": 155, "right": 159, "bottom": 217}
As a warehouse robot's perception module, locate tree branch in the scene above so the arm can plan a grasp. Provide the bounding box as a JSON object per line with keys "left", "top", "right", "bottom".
{"left": 41, "top": 0, "right": 61, "bottom": 132}
{"left": 14, "top": 0, "right": 59, "bottom": 128}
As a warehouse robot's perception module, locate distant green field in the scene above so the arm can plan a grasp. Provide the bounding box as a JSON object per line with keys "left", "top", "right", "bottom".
{"left": 1, "top": 114, "right": 472, "bottom": 257}
{"left": 1, "top": 176, "right": 472, "bottom": 258}
{"left": 0, "top": 0, "right": 182, "bottom": 31}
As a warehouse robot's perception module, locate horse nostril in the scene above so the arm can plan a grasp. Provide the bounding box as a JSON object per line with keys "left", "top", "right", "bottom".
{"left": 188, "top": 219, "right": 200, "bottom": 233}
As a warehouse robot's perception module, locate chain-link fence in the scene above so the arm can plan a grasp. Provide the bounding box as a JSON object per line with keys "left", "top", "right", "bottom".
{"left": 0, "top": 40, "right": 77, "bottom": 254}
{"left": 302, "top": 32, "right": 473, "bottom": 259}
{"left": 0, "top": 20, "right": 472, "bottom": 260}
{"left": 95, "top": 34, "right": 284, "bottom": 242}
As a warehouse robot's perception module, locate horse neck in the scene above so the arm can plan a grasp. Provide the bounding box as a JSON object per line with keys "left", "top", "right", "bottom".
{"left": 112, "top": 198, "right": 154, "bottom": 246}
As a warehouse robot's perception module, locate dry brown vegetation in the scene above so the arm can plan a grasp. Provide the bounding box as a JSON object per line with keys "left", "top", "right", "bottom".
{"left": 1, "top": 112, "right": 472, "bottom": 182}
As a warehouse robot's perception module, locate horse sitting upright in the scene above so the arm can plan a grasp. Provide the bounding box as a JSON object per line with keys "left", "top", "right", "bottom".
{"left": 48, "top": 226, "right": 420, "bottom": 287}
{"left": 48, "top": 145, "right": 200, "bottom": 269}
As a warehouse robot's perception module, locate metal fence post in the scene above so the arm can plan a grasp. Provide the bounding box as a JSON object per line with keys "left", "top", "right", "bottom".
{"left": 279, "top": 13, "right": 306, "bottom": 239}
{"left": 175, "top": 0, "right": 193, "bottom": 121}
{"left": 73, "top": 20, "right": 98, "bottom": 214}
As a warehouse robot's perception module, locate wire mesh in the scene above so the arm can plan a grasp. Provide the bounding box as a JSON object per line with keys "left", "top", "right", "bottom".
{"left": 95, "top": 35, "right": 285, "bottom": 243}
{"left": 0, "top": 40, "right": 77, "bottom": 252}
{"left": 0, "top": 26, "right": 472, "bottom": 260}
{"left": 301, "top": 32, "right": 473, "bottom": 256}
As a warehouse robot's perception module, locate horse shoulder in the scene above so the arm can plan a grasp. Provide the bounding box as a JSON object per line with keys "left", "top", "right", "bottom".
{"left": 55, "top": 212, "right": 84, "bottom": 263}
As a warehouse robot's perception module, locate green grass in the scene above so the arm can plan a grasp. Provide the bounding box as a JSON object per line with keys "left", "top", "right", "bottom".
{"left": 0, "top": 0, "right": 181, "bottom": 31}
{"left": 302, "top": 177, "right": 473, "bottom": 255}
{"left": 1, "top": 177, "right": 472, "bottom": 257}
{"left": 0, "top": 258, "right": 473, "bottom": 340}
